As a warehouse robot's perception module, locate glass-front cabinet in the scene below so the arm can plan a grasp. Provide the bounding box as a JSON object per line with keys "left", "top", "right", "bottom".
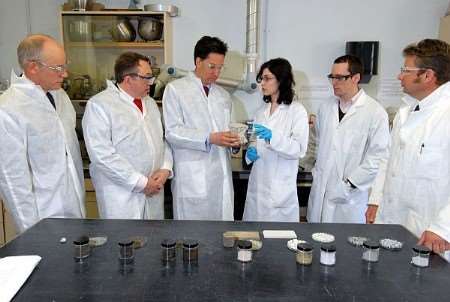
{"left": 60, "top": 10, "right": 172, "bottom": 100}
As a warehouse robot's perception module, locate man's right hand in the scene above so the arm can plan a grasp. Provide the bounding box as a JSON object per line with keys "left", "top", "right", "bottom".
{"left": 143, "top": 177, "right": 162, "bottom": 196}
{"left": 365, "top": 205, "right": 379, "bottom": 224}
{"left": 209, "top": 131, "right": 240, "bottom": 147}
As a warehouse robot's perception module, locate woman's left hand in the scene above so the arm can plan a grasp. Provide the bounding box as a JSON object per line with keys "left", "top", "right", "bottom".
{"left": 254, "top": 124, "right": 272, "bottom": 141}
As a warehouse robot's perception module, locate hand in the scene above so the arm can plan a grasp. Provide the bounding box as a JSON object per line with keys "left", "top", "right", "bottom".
{"left": 254, "top": 124, "right": 272, "bottom": 141}
{"left": 418, "top": 230, "right": 450, "bottom": 254}
{"left": 365, "top": 205, "right": 378, "bottom": 224}
{"left": 151, "top": 169, "right": 170, "bottom": 187}
{"left": 246, "top": 146, "right": 259, "bottom": 162}
{"left": 210, "top": 131, "right": 240, "bottom": 147}
{"left": 143, "top": 176, "right": 162, "bottom": 196}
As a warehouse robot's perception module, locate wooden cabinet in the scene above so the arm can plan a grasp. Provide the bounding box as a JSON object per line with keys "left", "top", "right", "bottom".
{"left": 0, "top": 200, "right": 18, "bottom": 245}
{"left": 439, "top": 15, "right": 450, "bottom": 44}
{"left": 0, "top": 201, "right": 4, "bottom": 245}
{"left": 60, "top": 10, "right": 173, "bottom": 100}
{"left": 85, "top": 179, "right": 99, "bottom": 219}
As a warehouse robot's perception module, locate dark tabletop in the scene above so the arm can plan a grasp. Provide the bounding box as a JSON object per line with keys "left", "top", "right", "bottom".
{"left": 1, "top": 218, "right": 449, "bottom": 301}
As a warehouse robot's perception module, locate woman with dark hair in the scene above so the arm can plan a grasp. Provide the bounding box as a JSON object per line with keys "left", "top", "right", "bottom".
{"left": 243, "top": 58, "right": 309, "bottom": 222}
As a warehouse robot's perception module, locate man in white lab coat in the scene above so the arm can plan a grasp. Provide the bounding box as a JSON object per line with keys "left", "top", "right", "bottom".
{"left": 0, "top": 34, "right": 85, "bottom": 233}
{"left": 307, "top": 55, "right": 390, "bottom": 223}
{"left": 83, "top": 52, "right": 172, "bottom": 219}
{"left": 366, "top": 39, "right": 450, "bottom": 259}
{"left": 162, "top": 36, "right": 240, "bottom": 220}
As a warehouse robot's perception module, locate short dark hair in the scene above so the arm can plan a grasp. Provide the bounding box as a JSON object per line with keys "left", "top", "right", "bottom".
{"left": 334, "top": 55, "right": 364, "bottom": 78}
{"left": 193, "top": 36, "right": 228, "bottom": 64}
{"left": 403, "top": 39, "right": 450, "bottom": 85}
{"left": 256, "top": 58, "right": 295, "bottom": 105}
{"left": 114, "top": 52, "right": 150, "bottom": 83}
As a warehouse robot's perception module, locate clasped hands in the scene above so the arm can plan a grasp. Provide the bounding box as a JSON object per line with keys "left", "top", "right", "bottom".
{"left": 143, "top": 169, "right": 170, "bottom": 196}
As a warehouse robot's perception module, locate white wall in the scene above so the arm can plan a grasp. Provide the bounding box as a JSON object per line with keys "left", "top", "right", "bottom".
{"left": 0, "top": 0, "right": 448, "bottom": 118}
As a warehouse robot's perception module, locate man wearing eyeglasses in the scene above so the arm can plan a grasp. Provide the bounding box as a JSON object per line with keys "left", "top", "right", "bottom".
{"left": 162, "top": 36, "right": 240, "bottom": 220}
{"left": 366, "top": 39, "right": 450, "bottom": 261}
{"left": 0, "top": 34, "right": 85, "bottom": 233}
{"left": 82, "top": 52, "right": 172, "bottom": 219}
{"left": 307, "top": 55, "right": 389, "bottom": 223}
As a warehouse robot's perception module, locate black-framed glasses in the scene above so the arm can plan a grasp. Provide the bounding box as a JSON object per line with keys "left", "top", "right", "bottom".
{"left": 125, "top": 73, "right": 155, "bottom": 84}
{"left": 327, "top": 74, "right": 353, "bottom": 82}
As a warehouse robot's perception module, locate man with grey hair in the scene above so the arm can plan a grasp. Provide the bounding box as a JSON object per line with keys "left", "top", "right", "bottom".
{"left": 0, "top": 34, "right": 85, "bottom": 233}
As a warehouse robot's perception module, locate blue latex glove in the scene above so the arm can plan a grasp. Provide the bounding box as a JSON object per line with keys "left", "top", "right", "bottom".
{"left": 254, "top": 124, "right": 272, "bottom": 141}
{"left": 246, "top": 146, "right": 260, "bottom": 162}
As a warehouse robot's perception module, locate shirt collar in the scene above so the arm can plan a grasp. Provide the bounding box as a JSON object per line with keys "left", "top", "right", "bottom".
{"left": 11, "top": 71, "right": 48, "bottom": 96}
{"left": 402, "top": 81, "right": 450, "bottom": 111}
{"left": 116, "top": 84, "right": 135, "bottom": 103}
{"left": 107, "top": 80, "right": 144, "bottom": 104}
{"left": 339, "top": 88, "right": 362, "bottom": 113}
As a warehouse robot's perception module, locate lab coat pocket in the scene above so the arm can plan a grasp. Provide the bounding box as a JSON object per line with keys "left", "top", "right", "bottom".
{"left": 328, "top": 181, "right": 351, "bottom": 205}
{"left": 177, "top": 160, "right": 207, "bottom": 199}
{"left": 416, "top": 147, "right": 443, "bottom": 179}
{"left": 271, "top": 179, "right": 296, "bottom": 208}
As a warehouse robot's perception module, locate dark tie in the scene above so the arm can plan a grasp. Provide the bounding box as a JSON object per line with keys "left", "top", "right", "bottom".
{"left": 414, "top": 104, "right": 420, "bottom": 111}
{"left": 46, "top": 92, "right": 56, "bottom": 110}
{"left": 133, "top": 98, "right": 143, "bottom": 113}
{"left": 203, "top": 86, "right": 209, "bottom": 97}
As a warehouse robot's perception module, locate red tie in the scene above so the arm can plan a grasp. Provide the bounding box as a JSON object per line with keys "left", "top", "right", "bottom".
{"left": 133, "top": 98, "right": 143, "bottom": 113}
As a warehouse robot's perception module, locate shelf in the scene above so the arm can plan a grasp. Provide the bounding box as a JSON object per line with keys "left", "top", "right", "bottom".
{"left": 61, "top": 10, "right": 166, "bottom": 16}
{"left": 66, "top": 41, "right": 164, "bottom": 48}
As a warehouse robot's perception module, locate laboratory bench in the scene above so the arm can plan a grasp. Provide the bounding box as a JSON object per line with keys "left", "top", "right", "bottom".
{"left": 1, "top": 218, "right": 449, "bottom": 301}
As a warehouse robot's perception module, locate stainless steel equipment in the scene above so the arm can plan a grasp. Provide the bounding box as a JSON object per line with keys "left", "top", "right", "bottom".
{"left": 68, "top": 20, "right": 94, "bottom": 42}
{"left": 138, "top": 18, "right": 163, "bottom": 41}
{"left": 143, "top": 4, "right": 179, "bottom": 17}
{"left": 111, "top": 19, "right": 136, "bottom": 42}
{"left": 70, "top": 0, "right": 94, "bottom": 11}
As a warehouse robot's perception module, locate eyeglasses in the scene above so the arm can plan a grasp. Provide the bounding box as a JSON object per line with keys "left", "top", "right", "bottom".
{"left": 125, "top": 73, "right": 155, "bottom": 84}
{"left": 327, "top": 74, "right": 353, "bottom": 82}
{"left": 206, "top": 63, "right": 225, "bottom": 72}
{"left": 34, "top": 61, "right": 69, "bottom": 73}
{"left": 400, "top": 67, "right": 427, "bottom": 74}
{"left": 256, "top": 76, "right": 276, "bottom": 83}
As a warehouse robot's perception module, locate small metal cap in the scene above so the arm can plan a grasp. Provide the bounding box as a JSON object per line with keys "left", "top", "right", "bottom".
{"left": 363, "top": 240, "right": 380, "bottom": 249}
{"left": 320, "top": 243, "right": 336, "bottom": 252}
{"left": 297, "top": 243, "right": 313, "bottom": 252}
{"left": 412, "top": 245, "right": 431, "bottom": 254}
{"left": 118, "top": 239, "right": 134, "bottom": 247}
{"left": 73, "top": 236, "right": 89, "bottom": 245}
{"left": 237, "top": 240, "right": 252, "bottom": 249}
{"left": 183, "top": 240, "right": 199, "bottom": 248}
{"left": 161, "top": 239, "right": 176, "bottom": 248}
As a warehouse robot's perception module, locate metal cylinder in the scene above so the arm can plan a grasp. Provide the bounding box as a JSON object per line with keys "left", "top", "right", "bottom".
{"left": 246, "top": 0, "right": 260, "bottom": 75}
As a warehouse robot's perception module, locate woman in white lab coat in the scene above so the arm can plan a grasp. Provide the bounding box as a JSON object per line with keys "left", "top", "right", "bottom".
{"left": 243, "top": 58, "right": 309, "bottom": 222}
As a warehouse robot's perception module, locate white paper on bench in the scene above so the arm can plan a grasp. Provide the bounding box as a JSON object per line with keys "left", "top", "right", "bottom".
{"left": 0, "top": 255, "right": 41, "bottom": 302}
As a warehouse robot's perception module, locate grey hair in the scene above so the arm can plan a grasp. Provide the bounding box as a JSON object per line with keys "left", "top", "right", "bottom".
{"left": 17, "top": 34, "right": 54, "bottom": 69}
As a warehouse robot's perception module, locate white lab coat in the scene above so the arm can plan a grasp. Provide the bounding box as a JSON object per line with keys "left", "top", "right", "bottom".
{"left": 243, "top": 101, "right": 309, "bottom": 222}
{"left": 307, "top": 89, "right": 389, "bottom": 223}
{"left": 162, "top": 72, "right": 234, "bottom": 220}
{"left": 370, "top": 82, "right": 450, "bottom": 261}
{"left": 0, "top": 73, "right": 85, "bottom": 232}
{"left": 83, "top": 81, "right": 173, "bottom": 219}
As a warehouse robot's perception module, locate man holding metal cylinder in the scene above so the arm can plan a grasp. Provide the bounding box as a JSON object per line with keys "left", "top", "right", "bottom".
{"left": 162, "top": 36, "right": 240, "bottom": 221}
